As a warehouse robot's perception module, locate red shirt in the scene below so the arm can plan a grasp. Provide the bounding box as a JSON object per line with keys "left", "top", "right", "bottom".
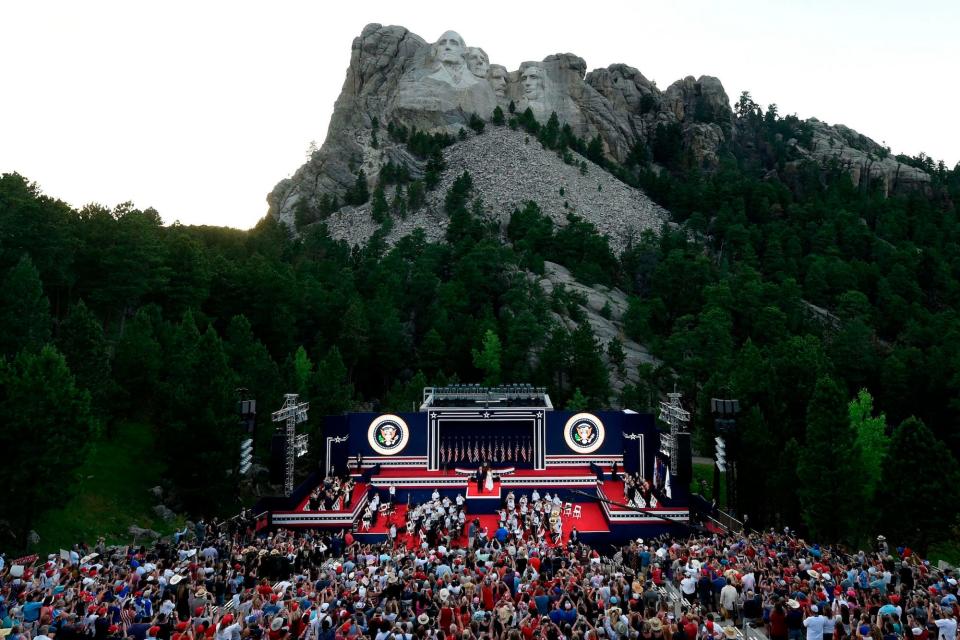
{"left": 521, "top": 619, "right": 540, "bottom": 640}
{"left": 439, "top": 606, "right": 455, "bottom": 631}
{"left": 482, "top": 586, "right": 495, "bottom": 611}
{"left": 769, "top": 610, "right": 787, "bottom": 637}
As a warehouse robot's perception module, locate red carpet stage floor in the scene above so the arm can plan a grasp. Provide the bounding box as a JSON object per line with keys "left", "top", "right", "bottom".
{"left": 465, "top": 481, "right": 501, "bottom": 499}
{"left": 290, "top": 482, "right": 368, "bottom": 513}
{"left": 598, "top": 480, "right": 633, "bottom": 510}
{"left": 359, "top": 502, "right": 609, "bottom": 547}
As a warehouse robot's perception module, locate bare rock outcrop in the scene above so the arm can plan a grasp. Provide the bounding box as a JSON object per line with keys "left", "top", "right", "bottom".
{"left": 320, "top": 127, "right": 671, "bottom": 254}
{"left": 797, "top": 120, "right": 930, "bottom": 194}
{"left": 536, "top": 262, "right": 659, "bottom": 398}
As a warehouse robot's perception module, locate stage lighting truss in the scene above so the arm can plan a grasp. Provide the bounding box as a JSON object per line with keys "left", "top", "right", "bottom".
{"left": 658, "top": 392, "right": 689, "bottom": 475}
{"left": 272, "top": 393, "right": 310, "bottom": 496}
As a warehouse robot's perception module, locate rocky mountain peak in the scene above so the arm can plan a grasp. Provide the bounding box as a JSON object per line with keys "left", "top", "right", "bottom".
{"left": 268, "top": 24, "right": 929, "bottom": 232}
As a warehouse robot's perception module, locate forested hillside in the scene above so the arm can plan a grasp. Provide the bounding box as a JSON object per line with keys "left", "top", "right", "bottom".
{"left": 1, "top": 94, "right": 959, "bottom": 552}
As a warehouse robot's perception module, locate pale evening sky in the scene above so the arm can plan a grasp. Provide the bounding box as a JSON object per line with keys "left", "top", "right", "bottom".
{"left": 1, "top": 0, "right": 957, "bottom": 229}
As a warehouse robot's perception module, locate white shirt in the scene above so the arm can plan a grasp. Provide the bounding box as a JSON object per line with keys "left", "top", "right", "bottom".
{"left": 720, "top": 584, "right": 738, "bottom": 610}
{"left": 216, "top": 623, "right": 242, "bottom": 640}
{"left": 935, "top": 618, "right": 958, "bottom": 640}
{"left": 804, "top": 615, "right": 827, "bottom": 640}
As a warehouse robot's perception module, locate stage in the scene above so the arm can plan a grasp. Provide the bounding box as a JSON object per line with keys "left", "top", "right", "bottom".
{"left": 261, "top": 385, "right": 692, "bottom": 541}
{"left": 354, "top": 500, "right": 609, "bottom": 547}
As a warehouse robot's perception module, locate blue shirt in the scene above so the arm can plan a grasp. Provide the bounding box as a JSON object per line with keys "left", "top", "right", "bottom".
{"left": 22, "top": 602, "right": 42, "bottom": 623}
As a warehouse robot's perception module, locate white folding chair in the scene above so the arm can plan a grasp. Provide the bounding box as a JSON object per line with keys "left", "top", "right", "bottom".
{"left": 563, "top": 502, "right": 572, "bottom": 516}
{"left": 572, "top": 505, "right": 582, "bottom": 519}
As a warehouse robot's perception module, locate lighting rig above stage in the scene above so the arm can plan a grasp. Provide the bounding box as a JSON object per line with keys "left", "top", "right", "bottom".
{"left": 420, "top": 384, "right": 553, "bottom": 409}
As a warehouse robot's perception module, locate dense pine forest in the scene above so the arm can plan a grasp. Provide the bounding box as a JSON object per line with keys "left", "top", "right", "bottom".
{"left": 1, "top": 94, "right": 959, "bottom": 554}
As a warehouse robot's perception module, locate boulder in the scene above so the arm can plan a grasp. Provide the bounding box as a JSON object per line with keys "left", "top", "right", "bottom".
{"left": 153, "top": 505, "right": 177, "bottom": 523}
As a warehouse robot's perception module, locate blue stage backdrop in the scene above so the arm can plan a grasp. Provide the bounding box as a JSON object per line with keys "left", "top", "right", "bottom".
{"left": 319, "top": 409, "right": 661, "bottom": 482}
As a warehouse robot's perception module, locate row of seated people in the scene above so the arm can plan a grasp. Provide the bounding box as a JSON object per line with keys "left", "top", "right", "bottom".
{"left": 304, "top": 474, "right": 356, "bottom": 512}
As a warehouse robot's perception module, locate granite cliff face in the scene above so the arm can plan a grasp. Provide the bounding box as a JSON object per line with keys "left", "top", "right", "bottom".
{"left": 268, "top": 23, "right": 929, "bottom": 230}
{"left": 267, "top": 24, "right": 737, "bottom": 228}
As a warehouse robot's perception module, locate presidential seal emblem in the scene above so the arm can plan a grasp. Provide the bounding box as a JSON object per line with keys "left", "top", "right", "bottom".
{"left": 368, "top": 414, "right": 409, "bottom": 455}
{"left": 564, "top": 413, "right": 605, "bottom": 454}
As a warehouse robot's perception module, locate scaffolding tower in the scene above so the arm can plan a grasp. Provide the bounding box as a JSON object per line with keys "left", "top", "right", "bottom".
{"left": 658, "top": 391, "right": 690, "bottom": 475}
{"left": 271, "top": 393, "right": 309, "bottom": 496}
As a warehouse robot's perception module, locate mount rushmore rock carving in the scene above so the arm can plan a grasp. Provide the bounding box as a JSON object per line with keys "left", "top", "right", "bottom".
{"left": 268, "top": 23, "right": 929, "bottom": 231}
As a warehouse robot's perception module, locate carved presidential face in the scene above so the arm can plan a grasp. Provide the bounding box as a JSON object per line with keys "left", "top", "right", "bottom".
{"left": 488, "top": 65, "right": 508, "bottom": 98}
{"left": 434, "top": 30, "right": 466, "bottom": 65}
{"left": 521, "top": 64, "right": 545, "bottom": 101}
{"left": 465, "top": 47, "right": 489, "bottom": 78}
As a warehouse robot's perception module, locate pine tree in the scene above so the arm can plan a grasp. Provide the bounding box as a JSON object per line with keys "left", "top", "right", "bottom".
{"left": 224, "top": 314, "right": 281, "bottom": 446}
{"left": 797, "top": 375, "right": 865, "bottom": 541}
{"left": 587, "top": 135, "right": 605, "bottom": 165}
{"left": 0, "top": 345, "right": 96, "bottom": 542}
{"left": 57, "top": 299, "right": 112, "bottom": 415}
{"left": 371, "top": 185, "right": 389, "bottom": 223}
{"left": 471, "top": 329, "right": 502, "bottom": 386}
{"left": 542, "top": 112, "right": 560, "bottom": 149}
{"left": 848, "top": 389, "right": 888, "bottom": 503}
{"left": 113, "top": 308, "right": 162, "bottom": 413}
{"left": 162, "top": 324, "right": 238, "bottom": 512}
{"left": 607, "top": 337, "right": 627, "bottom": 376}
{"left": 491, "top": 106, "right": 505, "bottom": 125}
{"left": 313, "top": 347, "right": 355, "bottom": 416}
{"left": 569, "top": 323, "right": 610, "bottom": 407}
{"left": 0, "top": 254, "right": 52, "bottom": 357}
{"left": 348, "top": 170, "right": 369, "bottom": 205}
{"left": 566, "top": 387, "right": 589, "bottom": 411}
{"left": 418, "top": 328, "right": 446, "bottom": 375}
{"left": 468, "top": 113, "right": 485, "bottom": 134}
{"left": 879, "top": 417, "right": 960, "bottom": 552}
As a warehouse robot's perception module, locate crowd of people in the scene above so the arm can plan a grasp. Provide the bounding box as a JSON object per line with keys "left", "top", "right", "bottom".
{"left": 307, "top": 477, "right": 357, "bottom": 513}
{"left": 494, "top": 490, "right": 572, "bottom": 546}
{"left": 1, "top": 517, "right": 957, "bottom": 640}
